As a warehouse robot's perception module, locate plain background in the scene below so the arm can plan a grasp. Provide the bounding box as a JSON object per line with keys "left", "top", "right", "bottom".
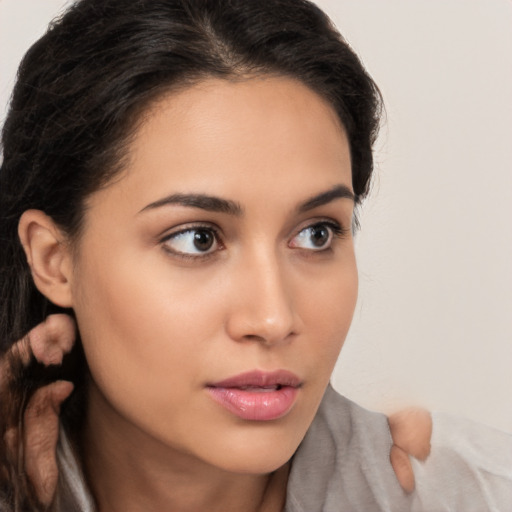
{"left": 1, "top": 0, "right": 511, "bottom": 433}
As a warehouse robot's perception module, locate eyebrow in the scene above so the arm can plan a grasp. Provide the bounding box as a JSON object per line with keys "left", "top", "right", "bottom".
{"left": 140, "top": 193, "right": 243, "bottom": 216}
{"left": 297, "top": 184, "right": 355, "bottom": 213}
{"left": 139, "top": 184, "right": 354, "bottom": 216}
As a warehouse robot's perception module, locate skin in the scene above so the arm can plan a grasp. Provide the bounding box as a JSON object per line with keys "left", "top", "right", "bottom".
{"left": 74, "top": 76, "right": 357, "bottom": 512}
{"left": 0, "top": 316, "right": 431, "bottom": 508}
{"left": 13, "top": 76, "right": 432, "bottom": 510}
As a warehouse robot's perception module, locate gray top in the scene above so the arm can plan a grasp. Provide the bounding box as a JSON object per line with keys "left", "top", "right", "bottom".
{"left": 56, "top": 385, "right": 512, "bottom": 511}
{"left": 285, "top": 385, "right": 409, "bottom": 512}
{"left": 286, "top": 385, "right": 512, "bottom": 512}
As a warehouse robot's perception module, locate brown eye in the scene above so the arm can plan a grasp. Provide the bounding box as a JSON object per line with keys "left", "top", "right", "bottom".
{"left": 163, "top": 227, "right": 219, "bottom": 256}
{"left": 193, "top": 229, "right": 215, "bottom": 251}
{"left": 290, "top": 222, "right": 340, "bottom": 251}
{"left": 309, "top": 225, "right": 330, "bottom": 247}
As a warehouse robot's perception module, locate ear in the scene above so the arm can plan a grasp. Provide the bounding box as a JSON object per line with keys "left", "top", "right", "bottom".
{"left": 18, "top": 210, "right": 74, "bottom": 308}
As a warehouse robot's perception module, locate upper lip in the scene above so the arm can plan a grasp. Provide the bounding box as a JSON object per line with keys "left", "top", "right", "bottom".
{"left": 208, "top": 370, "right": 302, "bottom": 388}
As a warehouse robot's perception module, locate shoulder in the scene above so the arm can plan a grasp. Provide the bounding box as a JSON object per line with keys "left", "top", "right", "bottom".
{"left": 286, "top": 385, "right": 512, "bottom": 512}
{"left": 286, "top": 385, "right": 410, "bottom": 512}
{"left": 389, "top": 407, "right": 512, "bottom": 511}
{"left": 410, "top": 412, "right": 512, "bottom": 511}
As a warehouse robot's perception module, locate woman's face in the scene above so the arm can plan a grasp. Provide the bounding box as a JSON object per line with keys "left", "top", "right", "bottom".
{"left": 70, "top": 76, "right": 357, "bottom": 474}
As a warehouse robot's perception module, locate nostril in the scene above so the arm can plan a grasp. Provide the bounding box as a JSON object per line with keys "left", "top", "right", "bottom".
{"left": 243, "top": 334, "right": 266, "bottom": 342}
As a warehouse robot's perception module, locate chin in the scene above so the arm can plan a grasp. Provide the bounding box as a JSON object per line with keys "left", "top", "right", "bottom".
{"left": 212, "top": 447, "right": 296, "bottom": 475}
{"left": 194, "top": 421, "right": 307, "bottom": 475}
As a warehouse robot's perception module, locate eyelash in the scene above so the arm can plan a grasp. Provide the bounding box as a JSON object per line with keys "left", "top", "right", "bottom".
{"left": 160, "top": 220, "right": 348, "bottom": 261}
{"left": 290, "top": 221, "right": 348, "bottom": 252}
{"left": 161, "top": 223, "right": 222, "bottom": 261}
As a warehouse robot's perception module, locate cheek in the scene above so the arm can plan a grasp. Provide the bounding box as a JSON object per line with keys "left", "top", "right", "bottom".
{"left": 320, "top": 264, "right": 357, "bottom": 358}
{"left": 305, "top": 255, "right": 358, "bottom": 331}
{"left": 68, "top": 237, "right": 358, "bottom": 471}
{"left": 294, "top": 256, "right": 358, "bottom": 382}
{"left": 70, "top": 248, "right": 221, "bottom": 410}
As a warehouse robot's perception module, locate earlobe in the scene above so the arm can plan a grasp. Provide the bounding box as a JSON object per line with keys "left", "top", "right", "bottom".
{"left": 18, "top": 210, "right": 74, "bottom": 308}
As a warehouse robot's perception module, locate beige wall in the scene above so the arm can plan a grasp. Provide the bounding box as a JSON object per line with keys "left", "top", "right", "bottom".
{"left": 1, "top": 0, "right": 511, "bottom": 432}
{"left": 316, "top": 0, "right": 512, "bottom": 432}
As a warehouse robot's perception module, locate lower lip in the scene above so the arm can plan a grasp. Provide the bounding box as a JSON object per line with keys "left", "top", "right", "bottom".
{"left": 207, "top": 386, "right": 299, "bottom": 421}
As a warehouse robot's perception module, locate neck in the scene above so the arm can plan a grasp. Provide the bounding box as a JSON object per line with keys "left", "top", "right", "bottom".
{"left": 80, "top": 381, "right": 289, "bottom": 512}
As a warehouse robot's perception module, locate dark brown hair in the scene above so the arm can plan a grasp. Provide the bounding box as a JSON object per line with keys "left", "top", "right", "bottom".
{"left": 0, "top": 0, "right": 381, "bottom": 508}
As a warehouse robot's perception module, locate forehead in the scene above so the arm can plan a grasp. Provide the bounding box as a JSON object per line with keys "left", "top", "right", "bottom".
{"left": 89, "top": 76, "right": 352, "bottom": 215}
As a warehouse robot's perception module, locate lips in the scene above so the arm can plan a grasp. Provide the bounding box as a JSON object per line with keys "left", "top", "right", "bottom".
{"left": 206, "top": 370, "right": 302, "bottom": 421}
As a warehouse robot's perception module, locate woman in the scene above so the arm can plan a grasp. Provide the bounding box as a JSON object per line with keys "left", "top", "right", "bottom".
{"left": 0, "top": 1, "right": 510, "bottom": 511}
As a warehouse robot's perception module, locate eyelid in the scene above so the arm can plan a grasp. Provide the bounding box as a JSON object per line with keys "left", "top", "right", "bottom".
{"left": 160, "top": 222, "right": 219, "bottom": 239}
{"left": 160, "top": 223, "right": 223, "bottom": 260}
{"left": 289, "top": 218, "right": 349, "bottom": 250}
{"left": 157, "top": 217, "right": 349, "bottom": 260}
{"left": 292, "top": 217, "right": 349, "bottom": 238}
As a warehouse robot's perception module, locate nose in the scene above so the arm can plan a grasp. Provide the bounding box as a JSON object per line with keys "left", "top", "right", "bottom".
{"left": 225, "top": 248, "right": 298, "bottom": 346}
